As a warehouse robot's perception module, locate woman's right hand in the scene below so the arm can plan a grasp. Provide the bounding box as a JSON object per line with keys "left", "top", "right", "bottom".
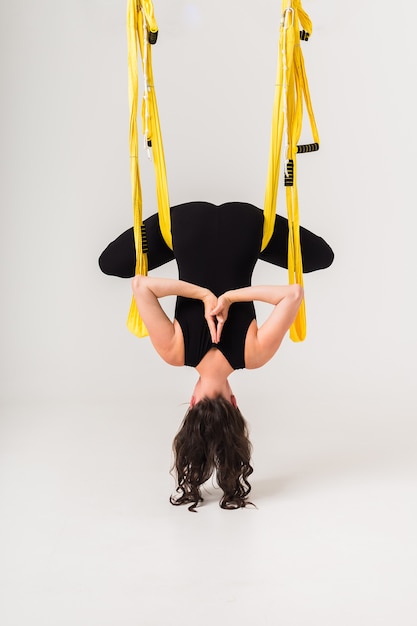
{"left": 202, "top": 290, "right": 220, "bottom": 344}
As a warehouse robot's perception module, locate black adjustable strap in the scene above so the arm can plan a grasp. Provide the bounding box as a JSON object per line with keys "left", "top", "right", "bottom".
{"left": 296, "top": 142, "right": 319, "bottom": 153}
{"left": 141, "top": 224, "right": 149, "bottom": 253}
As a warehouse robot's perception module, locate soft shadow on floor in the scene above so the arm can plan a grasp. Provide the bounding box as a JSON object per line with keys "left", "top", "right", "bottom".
{"left": 250, "top": 433, "right": 414, "bottom": 503}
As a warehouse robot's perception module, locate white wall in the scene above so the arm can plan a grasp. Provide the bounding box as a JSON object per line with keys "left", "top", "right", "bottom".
{"left": 1, "top": 0, "right": 416, "bottom": 418}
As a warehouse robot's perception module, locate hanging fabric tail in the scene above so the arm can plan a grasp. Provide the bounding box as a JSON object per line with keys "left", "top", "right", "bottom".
{"left": 126, "top": 0, "right": 172, "bottom": 338}
{"left": 126, "top": 0, "right": 147, "bottom": 337}
{"left": 262, "top": 0, "right": 319, "bottom": 342}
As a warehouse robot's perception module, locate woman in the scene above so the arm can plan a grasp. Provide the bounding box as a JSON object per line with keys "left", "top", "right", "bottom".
{"left": 99, "top": 201, "right": 334, "bottom": 511}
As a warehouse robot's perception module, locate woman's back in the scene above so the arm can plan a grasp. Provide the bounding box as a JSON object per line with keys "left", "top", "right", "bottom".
{"left": 172, "top": 202, "right": 263, "bottom": 370}
{"left": 98, "top": 200, "right": 334, "bottom": 370}
{"left": 171, "top": 202, "right": 263, "bottom": 295}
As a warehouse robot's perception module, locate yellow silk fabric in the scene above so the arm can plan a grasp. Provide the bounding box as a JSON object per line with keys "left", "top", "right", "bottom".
{"left": 126, "top": 0, "right": 171, "bottom": 338}
{"left": 263, "top": 0, "right": 319, "bottom": 341}
{"left": 126, "top": 0, "right": 319, "bottom": 343}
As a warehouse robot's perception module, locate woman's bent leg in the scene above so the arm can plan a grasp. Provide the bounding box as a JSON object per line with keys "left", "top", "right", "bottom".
{"left": 259, "top": 214, "right": 334, "bottom": 273}
{"left": 98, "top": 213, "right": 175, "bottom": 278}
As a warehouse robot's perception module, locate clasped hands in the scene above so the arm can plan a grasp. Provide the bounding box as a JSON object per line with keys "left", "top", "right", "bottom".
{"left": 202, "top": 291, "right": 232, "bottom": 344}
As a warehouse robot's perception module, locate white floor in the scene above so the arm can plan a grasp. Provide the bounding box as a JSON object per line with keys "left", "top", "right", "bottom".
{"left": 1, "top": 393, "right": 416, "bottom": 626}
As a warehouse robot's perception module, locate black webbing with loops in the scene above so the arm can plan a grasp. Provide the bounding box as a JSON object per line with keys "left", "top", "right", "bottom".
{"left": 141, "top": 224, "right": 148, "bottom": 253}
{"left": 284, "top": 160, "right": 294, "bottom": 186}
{"left": 296, "top": 142, "right": 319, "bottom": 153}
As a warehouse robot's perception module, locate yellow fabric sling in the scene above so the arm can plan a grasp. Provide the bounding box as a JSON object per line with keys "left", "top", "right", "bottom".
{"left": 126, "top": 0, "right": 319, "bottom": 342}
{"left": 262, "top": 0, "right": 319, "bottom": 342}
{"left": 126, "top": 0, "right": 171, "bottom": 338}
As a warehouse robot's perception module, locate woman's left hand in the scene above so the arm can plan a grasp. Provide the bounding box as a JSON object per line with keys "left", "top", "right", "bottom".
{"left": 202, "top": 291, "right": 219, "bottom": 343}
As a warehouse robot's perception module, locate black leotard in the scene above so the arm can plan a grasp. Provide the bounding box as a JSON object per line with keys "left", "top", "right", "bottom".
{"left": 172, "top": 202, "right": 263, "bottom": 369}
{"left": 99, "top": 201, "right": 334, "bottom": 369}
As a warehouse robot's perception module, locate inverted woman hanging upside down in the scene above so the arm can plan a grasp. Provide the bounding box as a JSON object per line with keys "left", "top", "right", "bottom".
{"left": 99, "top": 201, "right": 334, "bottom": 511}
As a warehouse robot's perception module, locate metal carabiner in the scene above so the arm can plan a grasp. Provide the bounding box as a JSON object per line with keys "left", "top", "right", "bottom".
{"left": 281, "top": 7, "right": 294, "bottom": 30}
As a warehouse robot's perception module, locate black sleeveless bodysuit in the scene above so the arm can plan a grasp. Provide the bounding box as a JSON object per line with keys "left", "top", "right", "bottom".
{"left": 98, "top": 201, "right": 334, "bottom": 370}
{"left": 172, "top": 202, "right": 263, "bottom": 369}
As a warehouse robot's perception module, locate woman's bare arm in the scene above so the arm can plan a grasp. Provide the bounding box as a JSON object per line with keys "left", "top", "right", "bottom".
{"left": 211, "top": 284, "right": 304, "bottom": 368}
{"left": 131, "top": 275, "right": 218, "bottom": 365}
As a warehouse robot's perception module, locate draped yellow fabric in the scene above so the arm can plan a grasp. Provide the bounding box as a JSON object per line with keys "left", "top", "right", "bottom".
{"left": 125, "top": 0, "right": 319, "bottom": 343}
{"left": 126, "top": 0, "right": 171, "bottom": 338}
{"left": 262, "top": 0, "right": 319, "bottom": 342}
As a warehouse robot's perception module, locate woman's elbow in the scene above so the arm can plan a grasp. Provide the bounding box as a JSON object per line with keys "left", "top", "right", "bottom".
{"left": 290, "top": 284, "right": 304, "bottom": 304}
{"left": 131, "top": 274, "right": 146, "bottom": 294}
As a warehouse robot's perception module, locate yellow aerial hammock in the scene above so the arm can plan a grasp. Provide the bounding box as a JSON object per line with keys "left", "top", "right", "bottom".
{"left": 126, "top": 0, "right": 171, "bottom": 338}
{"left": 263, "top": 0, "right": 319, "bottom": 341}
{"left": 126, "top": 0, "right": 319, "bottom": 343}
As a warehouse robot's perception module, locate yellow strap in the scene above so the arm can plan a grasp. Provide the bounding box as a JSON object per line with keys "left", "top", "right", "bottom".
{"left": 137, "top": 3, "right": 172, "bottom": 249}
{"left": 126, "top": 0, "right": 317, "bottom": 342}
{"left": 262, "top": 0, "right": 319, "bottom": 342}
{"left": 126, "top": 0, "right": 171, "bottom": 338}
{"left": 138, "top": 0, "right": 158, "bottom": 36}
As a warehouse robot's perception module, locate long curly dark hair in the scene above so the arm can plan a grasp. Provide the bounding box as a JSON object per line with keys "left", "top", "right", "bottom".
{"left": 170, "top": 396, "right": 254, "bottom": 512}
